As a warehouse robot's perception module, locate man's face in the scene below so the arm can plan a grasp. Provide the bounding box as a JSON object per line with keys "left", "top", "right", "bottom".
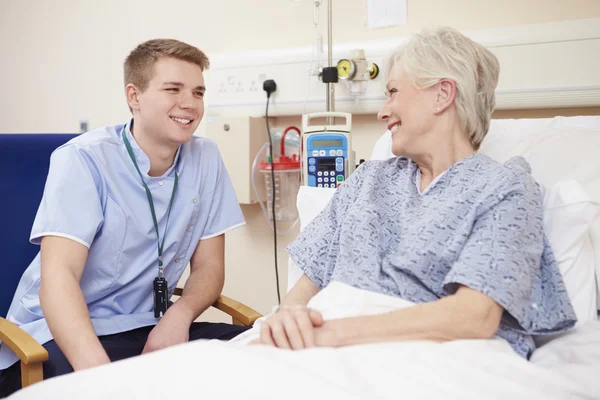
{"left": 134, "top": 57, "right": 205, "bottom": 145}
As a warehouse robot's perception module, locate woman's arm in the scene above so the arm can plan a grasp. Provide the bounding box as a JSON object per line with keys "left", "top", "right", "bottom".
{"left": 314, "top": 285, "right": 503, "bottom": 347}
{"left": 261, "top": 165, "right": 371, "bottom": 349}
{"left": 281, "top": 274, "right": 321, "bottom": 307}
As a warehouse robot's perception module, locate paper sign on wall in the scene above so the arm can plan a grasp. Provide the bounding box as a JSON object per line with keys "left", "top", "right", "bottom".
{"left": 366, "top": 0, "right": 407, "bottom": 29}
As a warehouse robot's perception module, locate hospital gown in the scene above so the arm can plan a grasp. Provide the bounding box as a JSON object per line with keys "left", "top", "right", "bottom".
{"left": 287, "top": 153, "right": 576, "bottom": 358}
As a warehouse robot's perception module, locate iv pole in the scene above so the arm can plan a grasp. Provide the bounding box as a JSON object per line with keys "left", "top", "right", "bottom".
{"left": 326, "top": 0, "right": 335, "bottom": 125}
{"left": 326, "top": 0, "right": 334, "bottom": 113}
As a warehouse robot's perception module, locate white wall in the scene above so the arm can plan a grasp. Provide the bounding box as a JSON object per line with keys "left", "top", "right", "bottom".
{"left": 203, "top": 18, "right": 600, "bottom": 118}
{"left": 1, "top": 0, "right": 600, "bottom": 320}
{"left": 1, "top": 0, "right": 600, "bottom": 133}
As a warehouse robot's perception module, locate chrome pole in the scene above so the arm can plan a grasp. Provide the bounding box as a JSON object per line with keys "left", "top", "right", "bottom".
{"left": 326, "top": 0, "right": 335, "bottom": 125}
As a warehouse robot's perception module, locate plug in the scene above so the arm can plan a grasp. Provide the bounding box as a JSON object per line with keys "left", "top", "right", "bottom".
{"left": 263, "top": 79, "right": 277, "bottom": 98}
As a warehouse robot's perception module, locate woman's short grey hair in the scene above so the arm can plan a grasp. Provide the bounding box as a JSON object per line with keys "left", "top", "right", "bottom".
{"left": 389, "top": 27, "right": 500, "bottom": 150}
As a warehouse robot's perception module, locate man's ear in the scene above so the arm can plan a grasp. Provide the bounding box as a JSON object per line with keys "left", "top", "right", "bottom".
{"left": 125, "top": 84, "right": 141, "bottom": 111}
{"left": 434, "top": 79, "right": 456, "bottom": 115}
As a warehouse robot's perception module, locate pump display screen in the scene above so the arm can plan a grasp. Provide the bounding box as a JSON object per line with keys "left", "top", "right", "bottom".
{"left": 317, "top": 158, "right": 336, "bottom": 171}
{"left": 312, "top": 139, "right": 343, "bottom": 148}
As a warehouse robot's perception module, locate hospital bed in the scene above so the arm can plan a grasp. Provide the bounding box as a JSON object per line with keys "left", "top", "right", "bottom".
{"left": 6, "top": 116, "right": 600, "bottom": 399}
{"left": 0, "top": 134, "right": 262, "bottom": 389}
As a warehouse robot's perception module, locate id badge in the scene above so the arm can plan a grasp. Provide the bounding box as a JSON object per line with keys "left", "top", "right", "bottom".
{"left": 153, "top": 277, "right": 169, "bottom": 318}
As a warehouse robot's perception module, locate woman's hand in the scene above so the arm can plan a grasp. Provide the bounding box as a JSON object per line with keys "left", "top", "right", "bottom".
{"left": 258, "top": 306, "right": 324, "bottom": 350}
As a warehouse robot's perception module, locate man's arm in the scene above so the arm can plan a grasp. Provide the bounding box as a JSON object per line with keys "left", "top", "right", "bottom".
{"left": 142, "top": 234, "right": 226, "bottom": 353}
{"left": 39, "top": 236, "right": 111, "bottom": 370}
{"left": 171, "top": 234, "right": 226, "bottom": 321}
{"left": 314, "top": 285, "right": 503, "bottom": 347}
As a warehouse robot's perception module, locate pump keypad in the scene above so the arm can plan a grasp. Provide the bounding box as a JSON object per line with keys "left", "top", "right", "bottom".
{"left": 308, "top": 157, "right": 344, "bottom": 188}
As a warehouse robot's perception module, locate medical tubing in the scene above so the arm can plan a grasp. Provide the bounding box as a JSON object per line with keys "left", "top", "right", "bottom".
{"left": 251, "top": 143, "right": 272, "bottom": 228}
{"left": 273, "top": 126, "right": 301, "bottom": 235}
{"left": 280, "top": 126, "right": 301, "bottom": 157}
{"left": 265, "top": 96, "right": 282, "bottom": 305}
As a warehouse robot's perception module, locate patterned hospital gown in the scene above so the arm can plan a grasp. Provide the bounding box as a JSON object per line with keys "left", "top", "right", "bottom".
{"left": 287, "top": 153, "right": 576, "bottom": 359}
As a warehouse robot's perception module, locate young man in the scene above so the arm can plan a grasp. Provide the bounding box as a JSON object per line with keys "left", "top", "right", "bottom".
{"left": 0, "top": 39, "right": 248, "bottom": 396}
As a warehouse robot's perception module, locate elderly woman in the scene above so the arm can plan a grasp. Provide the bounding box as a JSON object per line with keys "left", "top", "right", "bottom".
{"left": 257, "top": 27, "right": 576, "bottom": 359}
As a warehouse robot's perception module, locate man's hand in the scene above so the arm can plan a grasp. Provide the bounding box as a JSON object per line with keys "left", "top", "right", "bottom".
{"left": 257, "top": 306, "right": 324, "bottom": 350}
{"left": 73, "top": 353, "right": 111, "bottom": 371}
{"left": 142, "top": 304, "right": 194, "bottom": 354}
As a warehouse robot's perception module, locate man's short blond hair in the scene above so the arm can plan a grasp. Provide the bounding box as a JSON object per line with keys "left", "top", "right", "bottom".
{"left": 124, "top": 39, "right": 210, "bottom": 91}
{"left": 389, "top": 27, "right": 500, "bottom": 150}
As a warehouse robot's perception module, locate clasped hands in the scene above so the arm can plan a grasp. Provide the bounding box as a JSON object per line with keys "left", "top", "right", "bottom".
{"left": 251, "top": 305, "right": 338, "bottom": 349}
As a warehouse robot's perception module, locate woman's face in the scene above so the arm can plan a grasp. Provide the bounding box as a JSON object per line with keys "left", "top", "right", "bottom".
{"left": 377, "top": 64, "right": 439, "bottom": 158}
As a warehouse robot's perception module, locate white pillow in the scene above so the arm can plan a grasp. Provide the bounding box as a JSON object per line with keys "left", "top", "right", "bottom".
{"left": 479, "top": 122, "right": 600, "bottom": 310}
{"left": 542, "top": 180, "right": 599, "bottom": 327}
{"left": 370, "top": 130, "right": 394, "bottom": 161}
{"left": 288, "top": 181, "right": 600, "bottom": 328}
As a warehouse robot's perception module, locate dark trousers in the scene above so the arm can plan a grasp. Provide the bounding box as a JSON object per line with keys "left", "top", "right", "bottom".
{"left": 0, "top": 322, "right": 250, "bottom": 398}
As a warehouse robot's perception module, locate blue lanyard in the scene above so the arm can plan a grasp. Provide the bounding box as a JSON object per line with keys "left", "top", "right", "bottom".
{"left": 121, "top": 128, "right": 178, "bottom": 277}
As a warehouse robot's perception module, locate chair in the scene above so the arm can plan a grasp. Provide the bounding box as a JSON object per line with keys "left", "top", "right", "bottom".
{"left": 0, "top": 133, "right": 262, "bottom": 388}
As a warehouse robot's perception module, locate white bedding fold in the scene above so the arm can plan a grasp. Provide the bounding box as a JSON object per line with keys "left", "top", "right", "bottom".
{"left": 10, "top": 283, "right": 599, "bottom": 400}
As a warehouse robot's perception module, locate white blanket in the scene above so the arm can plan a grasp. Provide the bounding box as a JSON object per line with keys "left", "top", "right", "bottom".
{"left": 10, "top": 282, "right": 600, "bottom": 400}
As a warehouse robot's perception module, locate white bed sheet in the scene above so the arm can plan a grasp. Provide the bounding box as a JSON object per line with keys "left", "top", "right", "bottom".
{"left": 531, "top": 319, "right": 600, "bottom": 390}
{"left": 10, "top": 283, "right": 600, "bottom": 400}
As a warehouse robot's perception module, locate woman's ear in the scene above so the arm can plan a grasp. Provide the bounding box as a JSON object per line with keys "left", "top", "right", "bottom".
{"left": 125, "top": 84, "right": 141, "bottom": 111}
{"left": 434, "top": 79, "right": 456, "bottom": 114}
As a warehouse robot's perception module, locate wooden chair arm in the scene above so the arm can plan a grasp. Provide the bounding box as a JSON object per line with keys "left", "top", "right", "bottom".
{"left": 212, "top": 295, "right": 262, "bottom": 326}
{"left": 0, "top": 317, "right": 48, "bottom": 387}
{"left": 0, "top": 317, "right": 48, "bottom": 364}
{"left": 0, "top": 291, "right": 261, "bottom": 387}
{"left": 173, "top": 287, "right": 262, "bottom": 327}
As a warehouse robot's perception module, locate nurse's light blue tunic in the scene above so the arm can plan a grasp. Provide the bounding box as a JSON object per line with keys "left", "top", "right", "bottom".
{"left": 288, "top": 154, "right": 576, "bottom": 358}
{"left": 0, "top": 122, "right": 244, "bottom": 369}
